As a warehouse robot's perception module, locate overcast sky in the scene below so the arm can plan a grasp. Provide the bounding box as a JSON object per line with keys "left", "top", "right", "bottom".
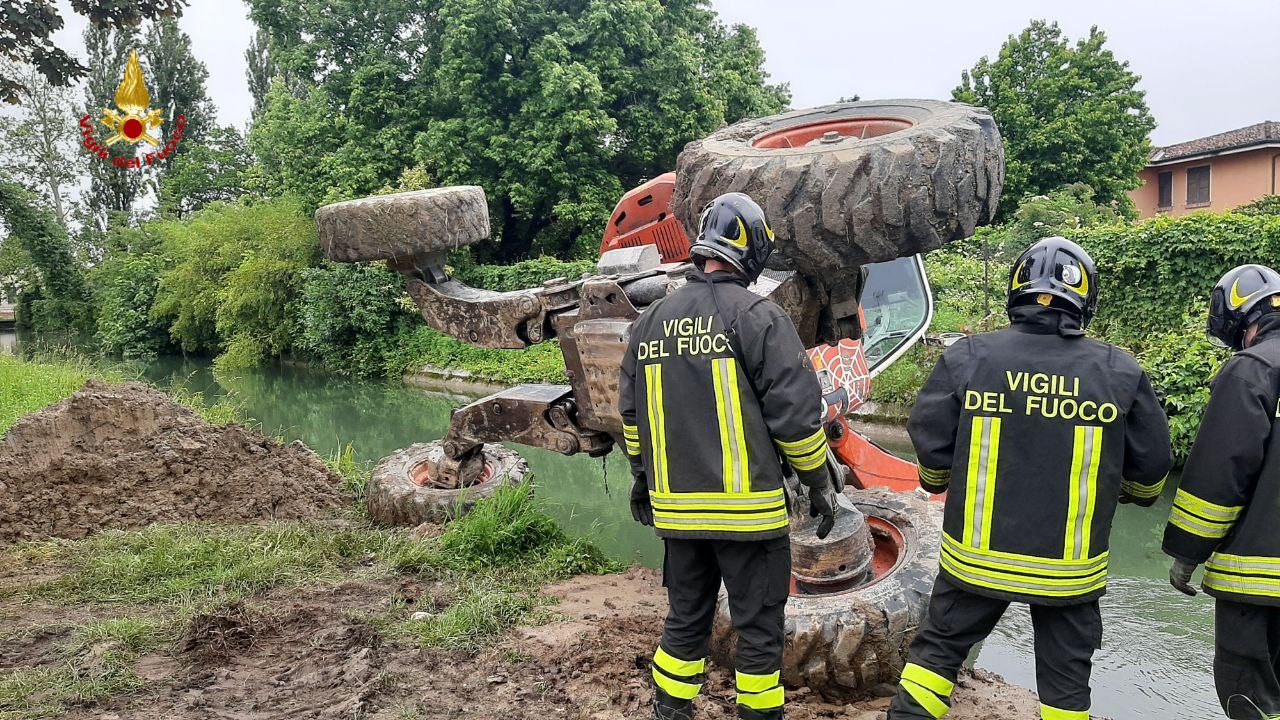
{"left": 51, "top": 0, "right": 1280, "bottom": 147}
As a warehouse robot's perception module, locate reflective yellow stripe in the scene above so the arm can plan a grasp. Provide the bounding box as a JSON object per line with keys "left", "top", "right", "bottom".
{"left": 919, "top": 466, "right": 951, "bottom": 482}
{"left": 1173, "top": 488, "right": 1243, "bottom": 522}
{"left": 1121, "top": 476, "right": 1165, "bottom": 499}
{"left": 1040, "top": 703, "right": 1089, "bottom": 720}
{"left": 653, "top": 514, "right": 789, "bottom": 533}
{"left": 943, "top": 533, "right": 1108, "bottom": 575}
{"left": 712, "top": 358, "right": 750, "bottom": 493}
{"left": 645, "top": 364, "right": 668, "bottom": 493}
{"left": 651, "top": 489, "right": 785, "bottom": 503}
{"left": 779, "top": 428, "right": 827, "bottom": 472}
{"left": 1064, "top": 426, "right": 1102, "bottom": 560}
{"left": 1169, "top": 506, "right": 1232, "bottom": 539}
{"left": 940, "top": 553, "right": 1107, "bottom": 597}
{"left": 654, "top": 646, "right": 705, "bottom": 677}
{"left": 1205, "top": 553, "right": 1280, "bottom": 598}
{"left": 901, "top": 678, "right": 950, "bottom": 718}
{"left": 653, "top": 667, "right": 702, "bottom": 699}
{"left": 964, "top": 416, "right": 1001, "bottom": 550}
{"left": 623, "top": 423, "right": 641, "bottom": 456}
{"left": 735, "top": 670, "right": 780, "bottom": 693}
{"left": 901, "top": 663, "right": 954, "bottom": 697}
{"left": 738, "top": 685, "right": 784, "bottom": 710}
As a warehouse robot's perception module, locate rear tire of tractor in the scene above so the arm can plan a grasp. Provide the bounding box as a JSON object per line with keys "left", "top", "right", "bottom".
{"left": 673, "top": 100, "right": 1003, "bottom": 286}
{"left": 366, "top": 441, "right": 530, "bottom": 528}
{"left": 709, "top": 488, "right": 942, "bottom": 699}
{"left": 315, "top": 186, "right": 491, "bottom": 263}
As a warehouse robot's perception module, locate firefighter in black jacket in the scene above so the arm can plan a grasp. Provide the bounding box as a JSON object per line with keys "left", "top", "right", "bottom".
{"left": 888, "top": 237, "right": 1174, "bottom": 720}
{"left": 1163, "top": 264, "right": 1280, "bottom": 719}
{"left": 619, "top": 192, "right": 836, "bottom": 720}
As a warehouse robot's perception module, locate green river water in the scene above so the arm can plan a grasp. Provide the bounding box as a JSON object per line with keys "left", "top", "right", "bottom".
{"left": 0, "top": 338, "right": 1221, "bottom": 719}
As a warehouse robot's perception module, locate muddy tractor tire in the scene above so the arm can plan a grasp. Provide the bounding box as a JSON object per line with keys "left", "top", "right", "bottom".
{"left": 315, "top": 186, "right": 491, "bottom": 263}
{"left": 366, "top": 441, "right": 530, "bottom": 527}
{"left": 673, "top": 100, "right": 1003, "bottom": 287}
{"left": 710, "top": 488, "right": 943, "bottom": 699}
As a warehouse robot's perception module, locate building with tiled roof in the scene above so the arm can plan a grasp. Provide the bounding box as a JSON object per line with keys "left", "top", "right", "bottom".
{"left": 1130, "top": 121, "right": 1280, "bottom": 218}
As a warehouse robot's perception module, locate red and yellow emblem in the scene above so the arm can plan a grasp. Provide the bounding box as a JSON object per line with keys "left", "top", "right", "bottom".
{"left": 100, "top": 50, "right": 164, "bottom": 147}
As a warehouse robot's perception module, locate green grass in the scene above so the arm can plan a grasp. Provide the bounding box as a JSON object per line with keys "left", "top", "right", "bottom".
{"left": 0, "top": 354, "right": 125, "bottom": 435}
{"left": 0, "top": 617, "right": 165, "bottom": 720}
{"left": 383, "top": 326, "right": 568, "bottom": 384}
{"left": 10, "top": 523, "right": 435, "bottom": 607}
{"left": 396, "top": 577, "right": 547, "bottom": 650}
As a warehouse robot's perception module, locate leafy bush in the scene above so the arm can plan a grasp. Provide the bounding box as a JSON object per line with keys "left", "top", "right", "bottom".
{"left": 453, "top": 256, "right": 595, "bottom": 292}
{"left": 149, "top": 198, "right": 318, "bottom": 366}
{"left": 1236, "top": 195, "right": 1280, "bottom": 217}
{"left": 1076, "top": 212, "right": 1280, "bottom": 349}
{"left": 298, "top": 262, "right": 412, "bottom": 375}
{"left": 92, "top": 253, "right": 171, "bottom": 358}
{"left": 1137, "top": 303, "right": 1226, "bottom": 463}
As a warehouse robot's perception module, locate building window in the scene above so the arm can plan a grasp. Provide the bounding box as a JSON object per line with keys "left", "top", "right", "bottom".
{"left": 1157, "top": 171, "right": 1173, "bottom": 210}
{"left": 1187, "top": 165, "right": 1211, "bottom": 207}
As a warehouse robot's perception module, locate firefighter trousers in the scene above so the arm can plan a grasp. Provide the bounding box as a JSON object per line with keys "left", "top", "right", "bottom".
{"left": 888, "top": 575, "right": 1102, "bottom": 720}
{"left": 1215, "top": 599, "right": 1280, "bottom": 718}
{"left": 651, "top": 536, "right": 791, "bottom": 719}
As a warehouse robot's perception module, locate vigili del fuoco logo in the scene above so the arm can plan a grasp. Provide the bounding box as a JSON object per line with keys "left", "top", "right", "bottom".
{"left": 79, "top": 49, "right": 186, "bottom": 169}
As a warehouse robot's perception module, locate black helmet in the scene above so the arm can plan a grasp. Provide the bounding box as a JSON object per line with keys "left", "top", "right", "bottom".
{"left": 690, "top": 192, "right": 775, "bottom": 283}
{"left": 1207, "top": 264, "right": 1280, "bottom": 350}
{"left": 1007, "top": 237, "right": 1099, "bottom": 327}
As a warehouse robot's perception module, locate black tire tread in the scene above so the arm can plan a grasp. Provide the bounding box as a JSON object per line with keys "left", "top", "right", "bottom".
{"left": 366, "top": 441, "right": 530, "bottom": 527}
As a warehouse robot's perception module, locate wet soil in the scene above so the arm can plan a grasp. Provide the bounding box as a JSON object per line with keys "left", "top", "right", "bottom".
{"left": 0, "top": 381, "right": 347, "bottom": 544}
{"left": 0, "top": 568, "right": 1055, "bottom": 720}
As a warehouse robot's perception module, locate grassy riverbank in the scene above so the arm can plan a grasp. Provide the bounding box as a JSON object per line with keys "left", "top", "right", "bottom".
{"left": 0, "top": 352, "right": 621, "bottom": 718}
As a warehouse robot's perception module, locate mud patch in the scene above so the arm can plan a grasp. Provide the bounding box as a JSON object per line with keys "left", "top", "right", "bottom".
{"left": 0, "top": 380, "right": 346, "bottom": 544}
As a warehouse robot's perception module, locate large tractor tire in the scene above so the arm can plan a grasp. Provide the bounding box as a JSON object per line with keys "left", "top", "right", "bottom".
{"left": 316, "top": 186, "right": 491, "bottom": 263}
{"left": 673, "top": 100, "right": 1003, "bottom": 287}
{"left": 710, "top": 488, "right": 943, "bottom": 699}
{"left": 366, "top": 441, "right": 530, "bottom": 527}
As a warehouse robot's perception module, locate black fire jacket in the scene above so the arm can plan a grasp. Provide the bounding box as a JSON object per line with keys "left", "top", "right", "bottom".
{"left": 908, "top": 307, "right": 1173, "bottom": 604}
{"left": 619, "top": 271, "right": 827, "bottom": 541}
{"left": 1164, "top": 315, "right": 1280, "bottom": 606}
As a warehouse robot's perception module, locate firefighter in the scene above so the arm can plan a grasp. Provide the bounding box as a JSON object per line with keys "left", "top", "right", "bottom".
{"left": 619, "top": 192, "right": 836, "bottom": 720}
{"left": 888, "top": 237, "right": 1173, "bottom": 720}
{"left": 1162, "top": 264, "right": 1280, "bottom": 719}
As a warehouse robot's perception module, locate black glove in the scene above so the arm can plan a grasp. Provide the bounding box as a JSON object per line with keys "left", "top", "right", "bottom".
{"left": 807, "top": 486, "right": 835, "bottom": 540}
{"left": 1170, "top": 559, "right": 1198, "bottom": 597}
{"left": 630, "top": 473, "right": 653, "bottom": 527}
{"left": 1118, "top": 492, "right": 1136, "bottom": 505}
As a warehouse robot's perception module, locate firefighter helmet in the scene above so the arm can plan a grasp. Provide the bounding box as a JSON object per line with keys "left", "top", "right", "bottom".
{"left": 690, "top": 192, "right": 775, "bottom": 283}
{"left": 1007, "top": 237, "right": 1099, "bottom": 327}
{"left": 1207, "top": 264, "right": 1280, "bottom": 350}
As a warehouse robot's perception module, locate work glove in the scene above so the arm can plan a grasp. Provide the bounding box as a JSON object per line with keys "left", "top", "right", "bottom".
{"left": 807, "top": 485, "right": 836, "bottom": 540}
{"left": 1170, "top": 559, "right": 1199, "bottom": 597}
{"left": 630, "top": 472, "right": 653, "bottom": 527}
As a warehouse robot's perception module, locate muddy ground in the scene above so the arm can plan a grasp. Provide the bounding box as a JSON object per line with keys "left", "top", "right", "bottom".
{"left": 0, "top": 381, "right": 346, "bottom": 543}
{"left": 0, "top": 567, "right": 1049, "bottom": 720}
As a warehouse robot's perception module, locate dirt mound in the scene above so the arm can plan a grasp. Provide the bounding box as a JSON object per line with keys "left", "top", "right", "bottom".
{"left": 0, "top": 380, "right": 346, "bottom": 543}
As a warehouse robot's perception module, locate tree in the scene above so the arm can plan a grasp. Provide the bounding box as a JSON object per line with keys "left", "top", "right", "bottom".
{"left": 0, "top": 0, "right": 186, "bottom": 104}
{"left": 247, "top": 0, "right": 790, "bottom": 260}
{"left": 954, "top": 21, "right": 1154, "bottom": 219}
{"left": 143, "top": 16, "right": 216, "bottom": 149}
{"left": 159, "top": 125, "right": 255, "bottom": 216}
{"left": 83, "top": 24, "right": 145, "bottom": 229}
{"left": 244, "top": 28, "right": 279, "bottom": 120}
{"left": 0, "top": 63, "right": 88, "bottom": 227}
{"left": 0, "top": 182, "right": 94, "bottom": 335}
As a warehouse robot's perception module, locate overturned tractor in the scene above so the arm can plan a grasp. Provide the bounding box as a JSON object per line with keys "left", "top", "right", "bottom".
{"left": 316, "top": 99, "right": 1004, "bottom": 697}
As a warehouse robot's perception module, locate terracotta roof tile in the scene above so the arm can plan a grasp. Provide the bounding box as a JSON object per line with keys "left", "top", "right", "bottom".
{"left": 1150, "top": 121, "right": 1280, "bottom": 163}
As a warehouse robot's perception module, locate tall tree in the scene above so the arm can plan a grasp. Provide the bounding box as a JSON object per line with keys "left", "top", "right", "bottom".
{"left": 248, "top": 0, "right": 789, "bottom": 260}
{"left": 143, "top": 16, "right": 216, "bottom": 147}
{"left": 0, "top": 0, "right": 186, "bottom": 104}
{"left": 83, "top": 24, "right": 145, "bottom": 229}
{"left": 244, "top": 28, "right": 279, "bottom": 119}
{"left": 0, "top": 181, "right": 94, "bottom": 335}
{"left": 954, "top": 20, "right": 1154, "bottom": 218}
{"left": 0, "top": 63, "right": 88, "bottom": 227}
